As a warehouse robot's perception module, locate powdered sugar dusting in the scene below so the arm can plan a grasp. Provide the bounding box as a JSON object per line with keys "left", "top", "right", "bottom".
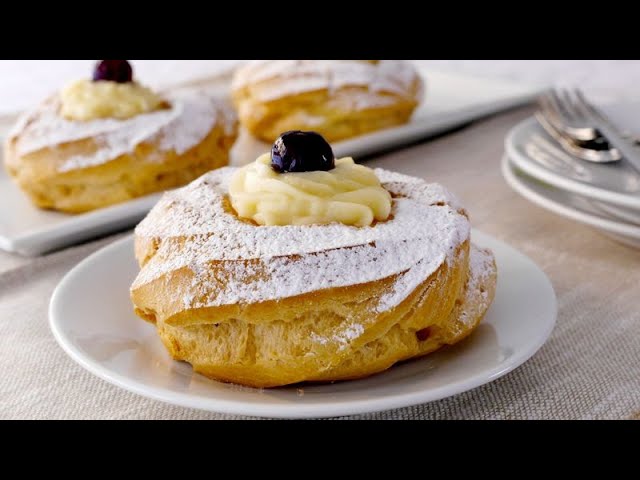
{"left": 336, "top": 323, "right": 365, "bottom": 344}
{"left": 232, "top": 60, "right": 423, "bottom": 107}
{"left": 469, "top": 246, "right": 494, "bottom": 292}
{"left": 458, "top": 245, "right": 496, "bottom": 327}
{"left": 310, "top": 323, "right": 365, "bottom": 351}
{"left": 9, "top": 88, "right": 236, "bottom": 173}
{"left": 133, "top": 167, "right": 470, "bottom": 312}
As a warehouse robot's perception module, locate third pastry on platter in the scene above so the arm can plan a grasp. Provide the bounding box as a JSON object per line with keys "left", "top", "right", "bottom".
{"left": 231, "top": 60, "right": 424, "bottom": 143}
{"left": 130, "top": 131, "right": 496, "bottom": 388}
{"left": 4, "top": 60, "right": 238, "bottom": 213}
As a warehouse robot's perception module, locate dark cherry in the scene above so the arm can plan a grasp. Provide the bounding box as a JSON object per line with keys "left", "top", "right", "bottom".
{"left": 271, "top": 131, "right": 335, "bottom": 173}
{"left": 92, "top": 60, "right": 133, "bottom": 83}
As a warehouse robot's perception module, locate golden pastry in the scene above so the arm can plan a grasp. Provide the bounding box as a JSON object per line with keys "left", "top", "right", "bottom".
{"left": 4, "top": 60, "right": 238, "bottom": 213}
{"left": 231, "top": 60, "right": 424, "bottom": 143}
{"left": 130, "top": 131, "right": 496, "bottom": 388}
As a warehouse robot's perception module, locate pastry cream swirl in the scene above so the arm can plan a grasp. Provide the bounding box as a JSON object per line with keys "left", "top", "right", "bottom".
{"left": 229, "top": 154, "right": 392, "bottom": 227}
{"left": 60, "top": 79, "right": 166, "bottom": 121}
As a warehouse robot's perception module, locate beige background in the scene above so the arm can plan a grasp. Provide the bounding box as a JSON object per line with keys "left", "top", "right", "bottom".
{"left": 1, "top": 100, "right": 639, "bottom": 419}
{"left": 1, "top": 60, "right": 640, "bottom": 115}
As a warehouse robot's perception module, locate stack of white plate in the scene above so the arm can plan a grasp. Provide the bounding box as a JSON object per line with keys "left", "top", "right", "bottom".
{"left": 503, "top": 116, "right": 640, "bottom": 248}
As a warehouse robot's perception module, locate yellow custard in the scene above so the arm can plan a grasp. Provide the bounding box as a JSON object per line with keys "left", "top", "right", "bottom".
{"left": 60, "top": 79, "right": 166, "bottom": 121}
{"left": 229, "top": 154, "right": 392, "bottom": 227}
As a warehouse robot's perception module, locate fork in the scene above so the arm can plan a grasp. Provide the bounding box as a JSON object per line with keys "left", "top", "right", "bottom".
{"left": 557, "top": 88, "right": 640, "bottom": 174}
{"left": 538, "top": 90, "right": 599, "bottom": 142}
{"left": 534, "top": 110, "right": 621, "bottom": 163}
{"left": 537, "top": 90, "right": 624, "bottom": 164}
{"left": 539, "top": 89, "right": 640, "bottom": 144}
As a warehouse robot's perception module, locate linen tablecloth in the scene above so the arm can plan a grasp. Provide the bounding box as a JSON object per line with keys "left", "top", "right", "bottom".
{"left": 2, "top": 105, "right": 639, "bottom": 419}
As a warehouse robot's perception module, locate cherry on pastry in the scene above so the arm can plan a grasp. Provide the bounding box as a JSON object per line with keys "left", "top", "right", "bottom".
{"left": 271, "top": 131, "right": 335, "bottom": 173}
{"left": 92, "top": 60, "right": 133, "bottom": 83}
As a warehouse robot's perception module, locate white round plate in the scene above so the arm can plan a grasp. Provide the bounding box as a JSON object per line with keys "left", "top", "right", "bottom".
{"left": 589, "top": 200, "right": 640, "bottom": 226}
{"left": 49, "top": 231, "right": 556, "bottom": 419}
{"left": 505, "top": 117, "right": 640, "bottom": 210}
{"left": 502, "top": 155, "right": 640, "bottom": 246}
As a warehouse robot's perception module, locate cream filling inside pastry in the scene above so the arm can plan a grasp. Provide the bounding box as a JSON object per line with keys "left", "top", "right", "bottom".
{"left": 229, "top": 154, "right": 392, "bottom": 227}
{"left": 60, "top": 79, "right": 166, "bottom": 121}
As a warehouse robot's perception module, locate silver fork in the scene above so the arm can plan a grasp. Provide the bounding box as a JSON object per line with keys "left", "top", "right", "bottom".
{"left": 539, "top": 89, "right": 639, "bottom": 144}
{"left": 557, "top": 88, "right": 640, "bottom": 174}
{"left": 538, "top": 90, "right": 599, "bottom": 141}
{"left": 536, "top": 90, "right": 621, "bottom": 163}
{"left": 534, "top": 110, "right": 621, "bottom": 163}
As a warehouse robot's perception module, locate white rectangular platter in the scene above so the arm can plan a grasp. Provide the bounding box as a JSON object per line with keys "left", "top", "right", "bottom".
{"left": 0, "top": 67, "right": 544, "bottom": 256}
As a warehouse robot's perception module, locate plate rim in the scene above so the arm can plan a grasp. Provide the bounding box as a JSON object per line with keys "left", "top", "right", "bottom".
{"left": 505, "top": 117, "right": 640, "bottom": 210}
{"left": 49, "top": 230, "right": 556, "bottom": 418}
{"left": 502, "top": 154, "right": 640, "bottom": 239}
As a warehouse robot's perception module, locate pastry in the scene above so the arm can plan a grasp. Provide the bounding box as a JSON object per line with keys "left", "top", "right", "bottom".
{"left": 4, "top": 60, "right": 238, "bottom": 213}
{"left": 130, "top": 131, "right": 496, "bottom": 388}
{"left": 230, "top": 60, "right": 424, "bottom": 143}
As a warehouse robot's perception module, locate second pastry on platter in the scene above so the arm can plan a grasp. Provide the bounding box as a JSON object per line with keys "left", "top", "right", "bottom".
{"left": 231, "top": 60, "right": 424, "bottom": 143}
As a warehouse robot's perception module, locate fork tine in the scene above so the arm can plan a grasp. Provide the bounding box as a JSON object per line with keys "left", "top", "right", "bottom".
{"left": 539, "top": 92, "right": 561, "bottom": 117}
{"left": 543, "top": 90, "right": 579, "bottom": 128}
{"left": 557, "top": 87, "right": 586, "bottom": 123}
{"left": 548, "top": 89, "right": 572, "bottom": 123}
{"left": 553, "top": 88, "right": 585, "bottom": 126}
{"left": 574, "top": 89, "right": 593, "bottom": 110}
{"left": 574, "top": 88, "right": 608, "bottom": 124}
{"left": 549, "top": 89, "right": 568, "bottom": 116}
{"left": 565, "top": 88, "right": 594, "bottom": 123}
{"left": 538, "top": 93, "right": 577, "bottom": 137}
{"left": 539, "top": 88, "right": 598, "bottom": 141}
{"left": 538, "top": 93, "right": 565, "bottom": 126}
